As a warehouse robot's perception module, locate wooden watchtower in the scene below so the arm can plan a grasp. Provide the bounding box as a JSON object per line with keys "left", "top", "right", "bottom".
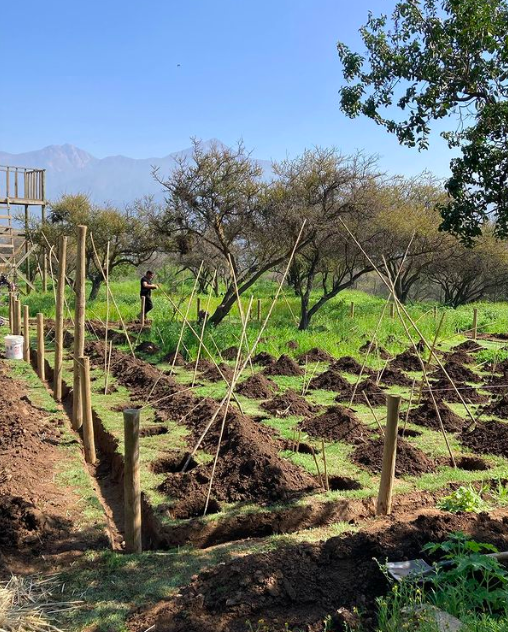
{"left": 0, "top": 165, "right": 46, "bottom": 291}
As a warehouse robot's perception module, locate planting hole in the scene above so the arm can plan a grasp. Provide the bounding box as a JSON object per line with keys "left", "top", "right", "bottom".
{"left": 456, "top": 456, "right": 490, "bottom": 471}
{"left": 398, "top": 428, "right": 422, "bottom": 438}
{"left": 328, "top": 476, "right": 362, "bottom": 491}
{"left": 151, "top": 453, "right": 198, "bottom": 474}
{"left": 140, "top": 426, "right": 168, "bottom": 438}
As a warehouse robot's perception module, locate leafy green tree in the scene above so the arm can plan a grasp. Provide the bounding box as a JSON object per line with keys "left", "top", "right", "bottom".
{"left": 338, "top": 0, "right": 508, "bottom": 239}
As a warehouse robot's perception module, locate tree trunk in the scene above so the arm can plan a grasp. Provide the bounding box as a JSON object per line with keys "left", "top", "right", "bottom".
{"left": 89, "top": 275, "right": 102, "bottom": 301}
{"left": 298, "top": 293, "right": 311, "bottom": 330}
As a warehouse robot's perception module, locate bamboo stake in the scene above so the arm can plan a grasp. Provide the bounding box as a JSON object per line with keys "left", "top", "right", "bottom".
{"left": 310, "top": 446, "right": 324, "bottom": 488}
{"left": 376, "top": 394, "right": 401, "bottom": 515}
{"left": 472, "top": 308, "right": 478, "bottom": 342}
{"left": 257, "top": 298, "right": 261, "bottom": 321}
{"left": 72, "top": 226, "right": 87, "bottom": 430}
{"left": 321, "top": 439, "right": 329, "bottom": 491}
{"left": 36, "top": 312, "right": 45, "bottom": 381}
{"left": 362, "top": 391, "right": 384, "bottom": 435}
{"left": 123, "top": 408, "right": 142, "bottom": 553}
{"left": 350, "top": 301, "right": 355, "bottom": 318}
{"left": 140, "top": 296, "right": 146, "bottom": 328}
{"left": 401, "top": 379, "right": 416, "bottom": 437}
{"left": 54, "top": 236, "right": 67, "bottom": 401}
{"left": 22, "top": 304, "right": 29, "bottom": 361}
{"left": 80, "top": 357, "right": 96, "bottom": 465}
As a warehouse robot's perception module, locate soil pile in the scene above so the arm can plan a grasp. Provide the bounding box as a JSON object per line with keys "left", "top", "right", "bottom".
{"left": 431, "top": 361, "right": 481, "bottom": 383}
{"left": 379, "top": 367, "right": 413, "bottom": 387}
{"left": 308, "top": 370, "right": 353, "bottom": 395}
{"left": 236, "top": 374, "right": 279, "bottom": 399}
{"left": 297, "top": 348, "right": 335, "bottom": 364}
{"left": 330, "top": 356, "right": 371, "bottom": 375}
{"left": 201, "top": 362, "right": 235, "bottom": 383}
{"left": 135, "top": 341, "right": 160, "bottom": 355}
{"left": 263, "top": 355, "right": 304, "bottom": 377}
{"left": 390, "top": 350, "right": 422, "bottom": 372}
{"left": 187, "top": 358, "right": 215, "bottom": 372}
{"left": 453, "top": 340, "right": 483, "bottom": 353}
{"left": 461, "top": 420, "right": 508, "bottom": 457}
{"left": 359, "top": 341, "right": 391, "bottom": 360}
{"left": 163, "top": 351, "right": 186, "bottom": 366}
{"left": 158, "top": 409, "right": 317, "bottom": 514}
{"left": 262, "top": 390, "right": 320, "bottom": 418}
{"left": 428, "top": 378, "right": 487, "bottom": 404}
{"left": 222, "top": 346, "right": 240, "bottom": 361}
{"left": 352, "top": 437, "right": 435, "bottom": 476}
{"left": 300, "top": 406, "right": 371, "bottom": 443}
{"left": 481, "top": 394, "right": 508, "bottom": 419}
{"left": 127, "top": 513, "right": 508, "bottom": 632}
{"left": 443, "top": 350, "right": 474, "bottom": 365}
{"left": 338, "top": 379, "right": 386, "bottom": 407}
{"left": 406, "top": 399, "right": 464, "bottom": 432}
{"left": 252, "top": 351, "right": 276, "bottom": 366}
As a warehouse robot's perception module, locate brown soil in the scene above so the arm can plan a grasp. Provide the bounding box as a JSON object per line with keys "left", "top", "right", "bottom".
{"left": 308, "top": 370, "right": 353, "bottom": 395}
{"left": 330, "top": 356, "right": 372, "bottom": 375}
{"left": 443, "top": 350, "right": 475, "bottom": 365}
{"left": 127, "top": 512, "right": 508, "bottom": 632}
{"left": 262, "top": 390, "right": 321, "bottom": 417}
{"left": 461, "top": 420, "right": 508, "bottom": 458}
{"left": 299, "top": 406, "right": 372, "bottom": 443}
{"left": 481, "top": 394, "right": 508, "bottom": 419}
{"left": 378, "top": 366, "right": 413, "bottom": 387}
{"left": 263, "top": 354, "right": 304, "bottom": 377}
{"left": 431, "top": 360, "right": 482, "bottom": 383}
{"left": 84, "top": 321, "right": 129, "bottom": 345}
{"left": 297, "top": 347, "right": 335, "bottom": 364}
{"left": 337, "top": 378, "right": 386, "bottom": 407}
{"left": 453, "top": 340, "right": 483, "bottom": 353}
{"left": 235, "top": 374, "right": 279, "bottom": 399}
{"left": 201, "top": 362, "right": 235, "bottom": 383}
{"left": 135, "top": 340, "right": 160, "bottom": 355}
{"left": 428, "top": 378, "right": 488, "bottom": 404}
{"left": 187, "top": 358, "right": 215, "bottom": 372}
{"left": 456, "top": 456, "right": 490, "bottom": 471}
{"left": 0, "top": 362, "right": 105, "bottom": 574}
{"left": 162, "top": 351, "right": 186, "bottom": 366}
{"left": 406, "top": 399, "right": 465, "bottom": 432}
{"left": 359, "top": 341, "right": 391, "bottom": 360}
{"left": 252, "top": 351, "right": 276, "bottom": 366}
{"left": 287, "top": 340, "right": 299, "bottom": 350}
{"left": 222, "top": 346, "right": 240, "bottom": 361}
{"left": 390, "top": 350, "right": 423, "bottom": 372}
{"left": 352, "top": 437, "right": 435, "bottom": 476}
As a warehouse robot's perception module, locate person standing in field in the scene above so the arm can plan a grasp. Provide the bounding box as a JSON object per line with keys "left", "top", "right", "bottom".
{"left": 140, "top": 270, "right": 158, "bottom": 321}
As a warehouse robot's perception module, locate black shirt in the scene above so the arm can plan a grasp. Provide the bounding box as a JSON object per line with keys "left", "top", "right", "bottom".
{"left": 140, "top": 276, "right": 152, "bottom": 298}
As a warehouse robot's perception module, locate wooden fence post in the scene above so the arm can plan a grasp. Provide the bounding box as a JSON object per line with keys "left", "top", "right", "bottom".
{"left": 15, "top": 299, "right": 22, "bottom": 335}
{"left": 350, "top": 301, "right": 355, "bottom": 318}
{"left": 123, "top": 408, "right": 142, "bottom": 553}
{"left": 54, "top": 235, "right": 67, "bottom": 401}
{"left": 376, "top": 394, "right": 401, "bottom": 516}
{"left": 472, "top": 308, "right": 478, "bottom": 342}
{"left": 22, "top": 305, "right": 30, "bottom": 361}
{"left": 73, "top": 225, "right": 87, "bottom": 430}
{"left": 8, "top": 293, "right": 14, "bottom": 333}
{"left": 140, "top": 296, "right": 146, "bottom": 328}
{"left": 36, "top": 312, "right": 45, "bottom": 381}
{"left": 80, "top": 356, "right": 96, "bottom": 464}
{"left": 257, "top": 298, "right": 261, "bottom": 321}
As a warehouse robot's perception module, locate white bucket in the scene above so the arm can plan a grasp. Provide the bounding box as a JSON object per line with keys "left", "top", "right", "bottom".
{"left": 5, "top": 335, "right": 24, "bottom": 360}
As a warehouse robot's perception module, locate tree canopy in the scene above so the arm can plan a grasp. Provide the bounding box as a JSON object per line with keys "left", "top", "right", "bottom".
{"left": 337, "top": 0, "right": 508, "bottom": 240}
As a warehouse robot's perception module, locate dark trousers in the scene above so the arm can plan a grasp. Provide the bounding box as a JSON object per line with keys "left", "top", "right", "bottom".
{"left": 142, "top": 296, "right": 153, "bottom": 315}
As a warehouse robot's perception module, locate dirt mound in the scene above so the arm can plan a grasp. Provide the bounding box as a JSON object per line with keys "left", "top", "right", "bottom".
{"left": 330, "top": 356, "right": 371, "bottom": 375}
{"left": 359, "top": 341, "right": 391, "bottom": 360}
{"left": 308, "top": 370, "right": 353, "bottom": 395}
{"left": 135, "top": 340, "right": 160, "bottom": 355}
{"left": 201, "top": 362, "right": 235, "bottom": 383}
{"left": 0, "top": 496, "right": 48, "bottom": 549}
{"left": 427, "top": 378, "right": 487, "bottom": 404}
{"left": 187, "top": 358, "right": 215, "bottom": 372}
{"left": 158, "top": 409, "right": 317, "bottom": 514}
{"left": 236, "top": 374, "right": 279, "bottom": 399}
{"left": 252, "top": 351, "right": 276, "bottom": 366}
{"left": 461, "top": 420, "right": 508, "bottom": 457}
{"left": 443, "top": 350, "right": 475, "bottom": 365}
{"left": 297, "top": 347, "right": 335, "bottom": 364}
{"left": 262, "top": 390, "right": 320, "bottom": 417}
{"left": 431, "top": 360, "right": 481, "bottom": 383}
{"left": 263, "top": 354, "right": 304, "bottom": 377}
{"left": 287, "top": 340, "right": 299, "bottom": 350}
{"left": 299, "top": 406, "right": 371, "bottom": 443}
{"left": 390, "top": 350, "right": 422, "bottom": 372}
{"left": 352, "top": 437, "right": 435, "bottom": 476}
{"left": 379, "top": 366, "right": 413, "bottom": 387}
{"left": 481, "top": 394, "right": 508, "bottom": 419}
{"left": 222, "top": 346, "right": 240, "bottom": 360}
{"left": 453, "top": 340, "right": 483, "bottom": 353}
{"left": 127, "top": 512, "right": 508, "bottom": 632}
{"left": 406, "top": 399, "right": 465, "bottom": 432}
{"left": 163, "top": 351, "right": 186, "bottom": 366}
{"left": 337, "top": 378, "right": 386, "bottom": 407}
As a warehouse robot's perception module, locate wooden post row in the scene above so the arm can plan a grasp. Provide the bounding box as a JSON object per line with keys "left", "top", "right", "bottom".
{"left": 54, "top": 235, "right": 67, "bottom": 401}
{"left": 15, "top": 299, "right": 22, "bottom": 336}
{"left": 36, "top": 313, "right": 45, "bottom": 381}
{"left": 22, "top": 305, "right": 29, "bottom": 361}
{"left": 8, "top": 293, "right": 14, "bottom": 333}
{"left": 80, "top": 357, "right": 96, "bottom": 465}
{"left": 73, "top": 225, "right": 87, "bottom": 430}
{"left": 376, "top": 394, "right": 401, "bottom": 516}
{"left": 123, "top": 408, "right": 142, "bottom": 553}
{"left": 141, "top": 296, "right": 146, "bottom": 328}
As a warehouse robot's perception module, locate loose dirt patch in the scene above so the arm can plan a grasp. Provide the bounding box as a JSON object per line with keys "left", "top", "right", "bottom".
{"left": 481, "top": 394, "right": 508, "bottom": 419}
{"left": 127, "top": 512, "right": 508, "bottom": 632}
{"left": 308, "top": 370, "right": 353, "bottom": 395}
{"left": 359, "top": 341, "right": 391, "bottom": 360}
{"left": 456, "top": 456, "right": 490, "bottom": 471}
{"left": 352, "top": 437, "right": 435, "bottom": 476}
{"left": 461, "top": 420, "right": 508, "bottom": 458}
{"left": 235, "top": 374, "right": 279, "bottom": 399}
{"left": 453, "top": 340, "right": 484, "bottom": 353}
{"left": 163, "top": 351, "right": 186, "bottom": 366}
{"left": 299, "top": 406, "right": 371, "bottom": 443}
{"left": 262, "top": 390, "right": 321, "bottom": 418}
{"left": 330, "top": 356, "right": 372, "bottom": 375}
{"left": 222, "top": 346, "right": 241, "bottom": 361}
{"left": 201, "top": 362, "right": 235, "bottom": 383}
{"left": 443, "top": 350, "right": 475, "bottom": 365}
{"left": 337, "top": 378, "right": 386, "bottom": 407}
{"left": 252, "top": 351, "right": 276, "bottom": 366}
{"left": 406, "top": 399, "right": 465, "bottom": 432}
{"left": 297, "top": 347, "right": 335, "bottom": 364}
{"left": 427, "top": 378, "right": 488, "bottom": 404}
{"left": 379, "top": 366, "right": 413, "bottom": 387}
{"left": 431, "top": 360, "right": 482, "bottom": 383}
{"left": 263, "top": 354, "right": 304, "bottom": 377}
{"left": 135, "top": 341, "right": 160, "bottom": 355}
{"left": 390, "top": 350, "right": 423, "bottom": 372}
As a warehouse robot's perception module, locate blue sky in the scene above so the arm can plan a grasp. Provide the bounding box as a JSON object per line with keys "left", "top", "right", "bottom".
{"left": 2, "top": 0, "right": 453, "bottom": 177}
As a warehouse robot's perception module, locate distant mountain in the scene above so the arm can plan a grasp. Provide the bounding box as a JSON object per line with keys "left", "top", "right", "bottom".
{"left": 0, "top": 141, "right": 273, "bottom": 207}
